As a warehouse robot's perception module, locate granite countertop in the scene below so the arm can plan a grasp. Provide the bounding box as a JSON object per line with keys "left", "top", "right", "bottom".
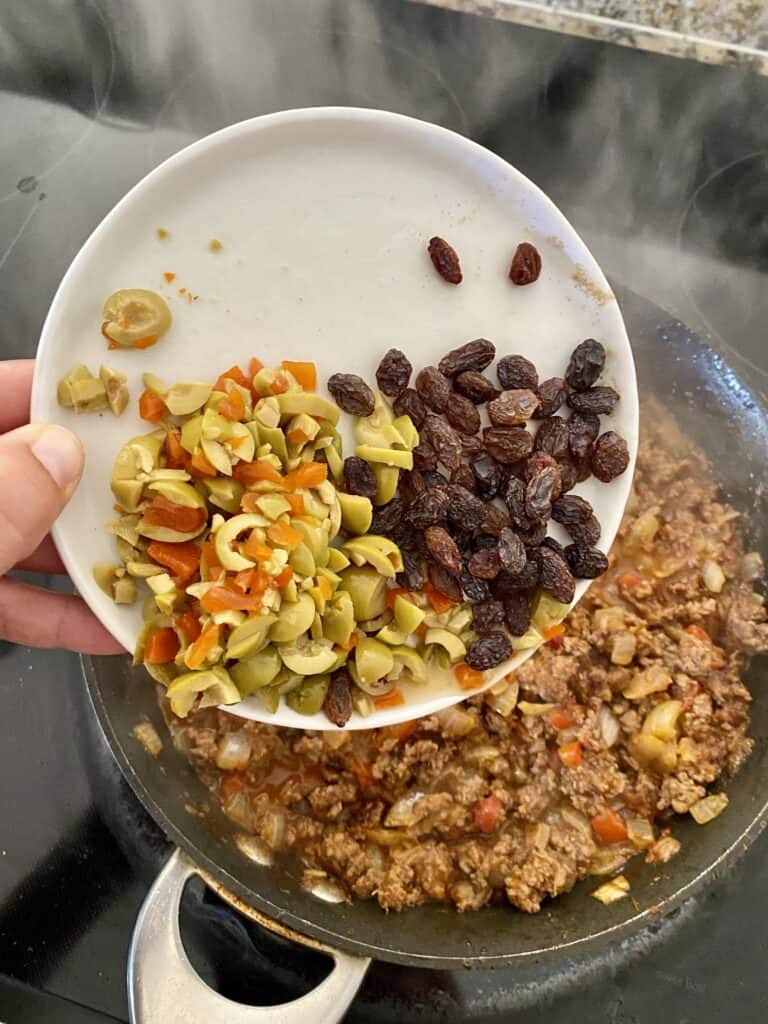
{"left": 414, "top": 0, "right": 768, "bottom": 73}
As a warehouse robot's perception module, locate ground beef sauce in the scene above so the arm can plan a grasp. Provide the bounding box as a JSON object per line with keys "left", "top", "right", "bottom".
{"left": 165, "top": 407, "right": 768, "bottom": 914}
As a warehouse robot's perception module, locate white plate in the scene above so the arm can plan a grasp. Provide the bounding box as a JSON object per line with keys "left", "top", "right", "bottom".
{"left": 31, "top": 107, "right": 638, "bottom": 730}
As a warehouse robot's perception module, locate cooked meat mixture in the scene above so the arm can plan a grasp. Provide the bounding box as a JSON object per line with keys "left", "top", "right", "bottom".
{"left": 165, "top": 408, "right": 768, "bottom": 912}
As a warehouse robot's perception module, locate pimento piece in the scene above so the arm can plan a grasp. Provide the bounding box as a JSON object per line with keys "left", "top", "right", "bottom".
{"left": 144, "top": 627, "right": 180, "bottom": 665}
{"left": 281, "top": 361, "right": 317, "bottom": 391}
{"left": 139, "top": 388, "right": 166, "bottom": 423}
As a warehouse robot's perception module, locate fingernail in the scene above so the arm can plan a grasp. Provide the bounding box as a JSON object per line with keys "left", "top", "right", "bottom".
{"left": 30, "top": 424, "right": 84, "bottom": 498}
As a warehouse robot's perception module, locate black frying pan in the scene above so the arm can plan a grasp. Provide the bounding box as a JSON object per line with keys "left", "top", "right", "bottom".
{"left": 84, "top": 285, "right": 768, "bottom": 1021}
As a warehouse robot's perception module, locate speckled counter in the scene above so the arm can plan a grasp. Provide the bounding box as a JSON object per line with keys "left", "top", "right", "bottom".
{"left": 414, "top": 0, "right": 768, "bottom": 73}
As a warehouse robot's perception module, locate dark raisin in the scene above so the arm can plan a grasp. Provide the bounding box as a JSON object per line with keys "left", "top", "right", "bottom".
{"left": 524, "top": 453, "right": 562, "bottom": 501}
{"left": 461, "top": 433, "right": 484, "bottom": 457}
{"left": 371, "top": 496, "right": 406, "bottom": 537}
{"left": 481, "top": 503, "right": 511, "bottom": 537}
{"left": 533, "top": 377, "right": 567, "bottom": 418}
{"left": 505, "top": 476, "right": 529, "bottom": 530}
{"left": 539, "top": 546, "right": 575, "bottom": 603}
{"left": 556, "top": 456, "right": 579, "bottom": 494}
{"left": 466, "top": 632, "right": 512, "bottom": 669}
{"left": 503, "top": 592, "right": 531, "bottom": 636}
{"left": 568, "top": 410, "right": 600, "bottom": 461}
{"left": 425, "top": 526, "right": 462, "bottom": 576}
{"left": 343, "top": 456, "right": 377, "bottom": 500}
{"left": 327, "top": 373, "right": 375, "bottom": 416}
{"left": 428, "top": 236, "right": 462, "bottom": 284}
{"left": 497, "top": 527, "right": 526, "bottom": 575}
{"left": 491, "top": 558, "right": 540, "bottom": 596}
{"left": 534, "top": 416, "right": 569, "bottom": 459}
{"left": 453, "top": 527, "right": 475, "bottom": 553}
{"left": 446, "top": 484, "right": 485, "bottom": 530}
{"left": 446, "top": 394, "right": 482, "bottom": 435}
{"left": 428, "top": 562, "right": 463, "bottom": 602}
{"left": 518, "top": 520, "right": 548, "bottom": 547}
{"left": 413, "top": 441, "right": 438, "bottom": 471}
{"left": 472, "top": 454, "right": 501, "bottom": 500}
{"left": 468, "top": 548, "right": 501, "bottom": 579}
{"left": 422, "top": 415, "right": 462, "bottom": 472}
{"left": 451, "top": 464, "right": 477, "bottom": 493}
{"left": 399, "top": 550, "right": 426, "bottom": 590}
{"left": 376, "top": 348, "right": 412, "bottom": 397}
{"left": 406, "top": 487, "right": 449, "bottom": 529}
{"left": 497, "top": 354, "right": 538, "bottom": 391}
{"left": 564, "top": 544, "right": 609, "bottom": 578}
{"left": 509, "top": 242, "right": 542, "bottom": 286}
{"left": 398, "top": 470, "right": 427, "bottom": 508}
{"left": 592, "top": 431, "right": 630, "bottom": 482}
{"left": 473, "top": 533, "right": 499, "bottom": 551}
{"left": 566, "top": 513, "right": 602, "bottom": 546}
{"left": 471, "top": 599, "right": 505, "bottom": 632}
{"left": 567, "top": 386, "right": 619, "bottom": 416}
{"left": 393, "top": 388, "right": 427, "bottom": 428}
{"left": 422, "top": 469, "right": 447, "bottom": 488}
{"left": 566, "top": 338, "right": 606, "bottom": 392}
{"left": 323, "top": 670, "right": 353, "bottom": 727}
{"left": 525, "top": 465, "right": 558, "bottom": 521}
{"left": 454, "top": 371, "right": 500, "bottom": 404}
{"left": 542, "top": 536, "right": 565, "bottom": 558}
{"left": 438, "top": 338, "right": 495, "bottom": 376}
{"left": 416, "top": 366, "right": 451, "bottom": 413}
{"left": 483, "top": 426, "right": 534, "bottom": 464}
{"left": 488, "top": 389, "right": 540, "bottom": 426}
{"left": 459, "top": 568, "right": 491, "bottom": 603}
{"left": 551, "top": 494, "right": 593, "bottom": 526}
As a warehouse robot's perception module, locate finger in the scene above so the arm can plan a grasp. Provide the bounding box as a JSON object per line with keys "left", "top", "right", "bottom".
{"left": 0, "top": 360, "right": 34, "bottom": 433}
{"left": 16, "top": 535, "right": 67, "bottom": 575}
{"left": 0, "top": 423, "right": 83, "bottom": 575}
{"left": 0, "top": 577, "right": 124, "bottom": 653}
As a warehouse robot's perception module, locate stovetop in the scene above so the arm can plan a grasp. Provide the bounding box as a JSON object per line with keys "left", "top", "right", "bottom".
{"left": 2, "top": 1, "right": 768, "bottom": 1021}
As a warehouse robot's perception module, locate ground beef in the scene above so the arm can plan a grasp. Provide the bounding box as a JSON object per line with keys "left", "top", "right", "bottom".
{"left": 165, "top": 404, "right": 768, "bottom": 914}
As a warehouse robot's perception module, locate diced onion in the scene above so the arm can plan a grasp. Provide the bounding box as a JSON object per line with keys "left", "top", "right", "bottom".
{"left": 645, "top": 834, "right": 681, "bottom": 863}
{"left": 262, "top": 808, "right": 287, "bottom": 850}
{"left": 132, "top": 719, "right": 163, "bottom": 757}
{"left": 629, "top": 733, "right": 677, "bottom": 774}
{"left": 559, "top": 805, "right": 592, "bottom": 836}
{"left": 625, "top": 815, "right": 655, "bottom": 850}
{"left": 739, "top": 552, "right": 764, "bottom": 582}
{"left": 385, "top": 791, "right": 429, "bottom": 827}
{"left": 323, "top": 730, "right": 350, "bottom": 750}
{"left": 594, "top": 607, "right": 625, "bottom": 633}
{"left": 435, "top": 705, "right": 477, "bottom": 737}
{"left": 589, "top": 846, "right": 630, "bottom": 876}
{"left": 592, "top": 874, "right": 630, "bottom": 905}
{"left": 464, "top": 745, "right": 501, "bottom": 764}
{"left": 517, "top": 701, "right": 556, "bottom": 717}
{"left": 642, "top": 699, "right": 683, "bottom": 741}
{"left": 690, "top": 793, "right": 729, "bottom": 824}
{"left": 701, "top": 560, "right": 726, "bottom": 594}
{"left": 677, "top": 737, "right": 698, "bottom": 763}
{"left": 622, "top": 665, "right": 672, "bottom": 700}
{"left": 215, "top": 731, "right": 252, "bottom": 771}
{"left": 624, "top": 512, "right": 660, "bottom": 550}
{"left": 598, "top": 705, "right": 621, "bottom": 748}
{"left": 611, "top": 632, "right": 636, "bottom": 666}
{"left": 486, "top": 679, "right": 520, "bottom": 717}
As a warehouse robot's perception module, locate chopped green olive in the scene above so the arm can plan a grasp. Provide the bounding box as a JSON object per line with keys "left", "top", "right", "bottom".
{"left": 166, "top": 666, "right": 239, "bottom": 718}
{"left": 376, "top": 623, "right": 408, "bottom": 646}
{"left": 355, "top": 444, "right": 413, "bottom": 470}
{"left": 57, "top": 365, "right": 92, "bottom": 407}
{"left": 99, "top": 365, "right": 130, "bottom": 416}
{"left": 164, "top": 382, "right": 212, "bottom": 416}
{"left": 102, "top": 288, "right": 172, "bottom": 348}
{"left": 355, "top": 637, "right": 395, "bottom": 685}
{"left": 277, "top": 392, "right": 340, "bottom": 425}
{"left": 226, "top": 614, "right": 276, "bottom": 660}
{"left": 214, "top": 513, "right": 263, "bottom": 571}
{"left": 285, "top": 675, "right": 330, "bottom": 715}
{"left": 424, "top": 627, "right": 466, "bottom": 663}
{"left": 231, "top": 646, "right": 282, "bottom": 694}
{"left": 342, "top": 535, "right": 403, "bottom": 576}
{"left": 372, "top": 465, "right": 400, "bottom": 505}
{"left": 203, "top": 477, "right": 244, "bottom": 514}
{"left": 322, "top": 591, "right": 355, "bottom": 646}
{"left": 338, "top": 565, "right": 388, "bottom": 621}
{"left": 288, "top": 541, "right": 316, "bottom": 578}
{"left": 393, "top": 594, "right": 425, "bottom": 635}
{"left": 326, "top": 547, "right": 350, "bottom": 573}
{"left": 180, "top": 414, "right": 203, "bottom": 454}
{"left": 145, "top": 479, "right": 205, "bottom": 509}
{"left": 70, "top": 375, "right": 109, "bottom": 413}
{"left": 270, "top": 591, "right": 316, "bottom": 643}
{"left": 389, "top": 646, "right": 428, "bottom": 684}
{"left": 531, "top": 591, "right": 571, "bottom": 630}
{"left": 278, "top": 636, "right": 337, "bottom": 675}
{"left": 391, "top": 414, "right": 419, "bottom": 450}
{"left": 337, "top": 492, "right": 373, "bottom": 535}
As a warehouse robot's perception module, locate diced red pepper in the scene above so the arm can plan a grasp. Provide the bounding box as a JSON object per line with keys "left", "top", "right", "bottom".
{"left": 143, "top": 496, "right": 206, "bottom": 534}
{"left": 549, "top": 708, "right": 575, "bottom": 731}
{"left": 147, "top": 540, "right": 200, "bottom": 584}
{"left": 175, "top": 611, "right": 202, "bottom": 645}
{"left": 558, "top": 740, "right": 583, "bottom": 768}
{"left": 423, "top": 581, "right": 454, "bottom": 614}
{"left": 473, "top": 795, "right": 503, "bottom": 834}
{"left": 591, "top": 808, "right": 628, "bottom": 844}
{"left": 144, "top": 627, "right": 180, "bottom": 665}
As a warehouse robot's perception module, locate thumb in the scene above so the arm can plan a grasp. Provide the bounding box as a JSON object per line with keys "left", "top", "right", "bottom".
{"left": 0, "top": 423, "right": 84, "bottom": 576}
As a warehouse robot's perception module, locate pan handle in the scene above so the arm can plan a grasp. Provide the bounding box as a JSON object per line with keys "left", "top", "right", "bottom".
{"left": 128, "top": 849, "right": 371, "bottom": 1024}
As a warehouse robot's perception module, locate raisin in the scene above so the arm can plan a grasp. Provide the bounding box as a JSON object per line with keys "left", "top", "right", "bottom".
{"left": 428, "top": 236, "right": 462, "bottom": 284}
{"left": 468, "top": 548, "right": 501, "bottom": 579}
{"left": 399, "top": 550, "right": 426, "bottom": 591}
{"left": 542, "top": 535, "right": 565, "bottom": 558}
{"left": 438, "top": 338, "right": 495, "bottom": 376}
{"left": 451, "top": 464, "right": 477, "bottom": 493}
{"left": 407, "top": 487, "right": 449, "bottom": 529}
{"left": 371, "top": 496, "right": 406, "bottom": 537}
{"left": 568, "top": 410, "right": 600, "bottom": 461}
{"left": 327, "top": 373, "right": 375, "bottom": 416}
{"left": 505, "top": 476, "right": 529, "bottom": 530}
{"left": 497, "top": 527, "right": 526, "bottom": 575}
{"left": 425, "top": 525, "right": 462, "bottom": 576}
{"left": 461, "top": 433, "right": 484, "bottom": 457}
{"left": 398, "top": 470, "right": 426, "bottom": 508}
{"left": 567, "top": 386, "right": 619, "bottom": 416}
{"left": 539, "top": 546, "right": 575, "bottom": 603}
{"left": 525, "top": 453, "right": 561, "bottom": 500}
{"left": 472, "top": 454, "right": 501, "bottom": 500}
{"left": 566, "top": 338, "right": 606, "bottom": 392}
{"left": 533, "top": 377, "right": 567, "bottom": 418}
{"left": 592, "top": 431, "right": 630, "bottom": 482}
{"left": 471, "top": 599, "right": 505, "bottom": 632}
{"left": 460, "top": 568, "right": 491, "bottom": 603}
{"left": 466, "top": 632, "right": 512, "bottom": 669}
{"left": 323, "top": 670, "right": 352, "bottom": 727}
{"left": 446, "top": 484, "right": 485, "bottom": 530}
{"left": 481, "top": 503, "right": 511, "bottom": 537}
{"left": 416, "top": 366, "right": 451, "bottom": 413}
{"left": 518, "top": 520, "right": 548, "bottom": 547}
{"left": 376, "top": 348, "right": 412, "bottom": 397}
{"left": 534, "top": 416, "right": 569, "bottom": 459}
{"left": 454, "top": 371, "right": 500, "bottom": 404}
{"left": 556, "top": 457, "right": 579, "bottom": 494}
{"left": 446, "top": 394, "right": 482, "bottom": 435}
{"left": 422, "top": 469, "right": 447, "bottom": 488}
{"left": 413, "top": 441, "right": 438, "bottom": 471}
{"left": 551, "top": 494, "right": 593, "bottom": 526}
{"left": 565, "top": 544, "right": 609, "bottom": 578}
{"left": 488, "top": 388, "right": 540, "bottom": 426}
{"left": 525, "top": 465, "right": 558, "bottom": 521}
{"left": 422, "top": 415, "right": 462, "bottom": 471}
{"left": 343, "top": 456, "right": 377, "bottom": 500}
{"left": 491, "top": 558, "right": 540, "bottom": 596}
{"left": 566, "top": 513, "right": 602, "bottom": 546}
{"left": 393, "top": 388, "right": 427, "bottom": 428}
{"left": 509, "top": 242, "right": 542, "bottom": 285}
{"left": 473, "top": 533, "right": 498, "bottom": 551}
{"left": 428, "top": 562, "right": 462, "bottom": 602}
{"left": 503, "top": 592, "right": 531, "bottom": 636}
{"left": 497, "top": 354, "right": 538, "bottom": 391}
{"left": 483, "top": 426, "right": 534, "bottom": 464}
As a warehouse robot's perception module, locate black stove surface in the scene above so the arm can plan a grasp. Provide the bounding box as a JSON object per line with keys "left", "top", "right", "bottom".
{"left": 2, "top": 1, "right": 768, "bottom": 1021}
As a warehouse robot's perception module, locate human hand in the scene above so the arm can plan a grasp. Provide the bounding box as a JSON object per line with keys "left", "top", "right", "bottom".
{"left": 0, "top": 360, "right": 123, "bottom": 653}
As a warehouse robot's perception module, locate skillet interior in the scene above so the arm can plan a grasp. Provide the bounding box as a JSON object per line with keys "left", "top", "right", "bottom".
{"left": 84, "top": 285, "right": 768, "bottom": 968}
